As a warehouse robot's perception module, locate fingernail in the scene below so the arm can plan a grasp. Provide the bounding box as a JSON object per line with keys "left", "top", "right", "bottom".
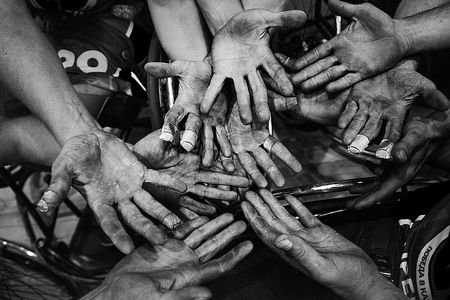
{"left": 286, "top": 97, "right": 298, "bottom": 110}
{"left": 376, "top": 139, "right": 394, "bottom": 160}
{"left": 160, "top": 131, "right": 174, "bottom": 142}
{"left": 275, "top": 238, "right": 293, "bottom": 251}
{"left": 164, "top": 214, "right": 181, "bottom": 230}
{"left": 37, "top": 199, "right": 49, "bottom": 213}
{"left": 397, "top": 149, "right": 407, "bottom": 162}
{"left": 348, "top": 134, "right": 369, "bottom": 155}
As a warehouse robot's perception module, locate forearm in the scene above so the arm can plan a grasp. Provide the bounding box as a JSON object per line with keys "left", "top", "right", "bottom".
{"left": 394, "top": 0, "right": 450, "bottom": 69}
{"left": 0, "top": 0, "right": 99, "bottom": 145}
{"left": 0, "top": 116, "right": 60, "bottom": 166}
{"left": 196, "top": 0, "right": 244, "bottom": 34}
{"left": 396, "top": 2, "right": 450, "bottom": 56}
{"left": 147, "top": 0, "right": 210, "bottom": 60}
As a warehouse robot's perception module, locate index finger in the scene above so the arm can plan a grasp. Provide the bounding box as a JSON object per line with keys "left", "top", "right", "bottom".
{"left": 144, "top": 169, "right": 187, "bottom": 193}
{"left": 201, "top": 74, "right": 226, "bottom": 114}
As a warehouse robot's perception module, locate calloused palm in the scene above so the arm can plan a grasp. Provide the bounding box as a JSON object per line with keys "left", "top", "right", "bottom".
{"left": 133, "top": 130, "right": 249, "bottom": 214}
{"left": 242, "top": 189, "right": 403, "bottom": 299}
{"left": 277, "top": 0, "right": 408, "bottom": 93}
{"left": 227, "top": 101, "right": 302, "bottom": 188}
{"left": 201, "top": 9, "right": 307, "bottom": 124}
{"left": 38, "top": 130, "right": 187, "bottom": 254}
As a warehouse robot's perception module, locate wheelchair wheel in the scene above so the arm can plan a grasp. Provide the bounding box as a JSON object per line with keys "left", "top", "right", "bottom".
{"left": 0, "top": 239, "right": 77, "bottom": 299}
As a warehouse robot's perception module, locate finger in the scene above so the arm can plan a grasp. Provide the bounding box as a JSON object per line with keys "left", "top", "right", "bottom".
{"left": 178, "top": 207, "right": 200, "bottom": 221}
{"left": 145, "top": 169, "right": 187, "bottom": 193}
{"left": 184, "top": 213, "right": 234, "bottom": 249}
{"left": 326, "top": 73, "right": 363, "bottom": 94}
{"left": 422, "top": 87, "right": 449, "bottom": 111}
{"left": 241, "top": 201, "right": 279, "bottom": 242}
{"left": 238, "top": 152, "right": 268, "bottom": 188}
{"left": 233, "top": 77, "right": 252, "bottom": 124}
{"left": 181, "top": 114, "right": 202, "bottom": 152}
{"left": 359, "top": 115, "right": 382, "bottom": 142}
{"left": 262, "top": 10, "right": 307, "bottom": 29}
{"left": 258, "top": 189, "right": 301, "bottom": 231}
{"left": 191, "top": 184, "right": 239, "bottom": 201}
{"left": 165, "top": 286, "right": 212, "bottom": 300}
{"left": 201, "top": 124, "right": 215, "bottom": 167}
{"left": 284, "top": 195, "right": 319, "bottom": 228}
{"left": 171, "top": 216, "right": 210, "bottom": 239}
{"left": 144, "top": 61, "right": 184, "bottom": 78}
{"left": 376, "top": 114, "right": 405, "bottom": 160}
{"left": 118, "top": 200, "right": 167, "bottom": 245}
{"left": 392, "top": 125, "right": 427, "bottom": 163}
{"left": 251, "top": 147, "right": 285, "bottom": 187}
{"left": 301, "top": 65, "right": 347, "bottom": 91}
{"left": 247, "top": 71, "right": 270, "bottom": 123}
{"left": 220, "top": 152, "right": 235, "bottom": 173}
{"left": 352, "top": 177, "right": 401, "bottom": 209}
{"left": 179, "top": 195, "right": 216, "bottom": 216}
{"left": 215, "top": 126, "right": 232, "bottom": 158}
{"left": 327, "top": 0, "right": 358, "bottom": 18}
{"left": 92, "top": 203, "right": 135, "bottom": 254}
{"left": 286, "top": 43, "right": 334, "bottom": 72}
{"left": 38, "top": 157, "right": 73, "bottom": 213}
{"left": 263, "top": 136, "right": 302, "bottom": 172}
{"left": 337, "top": 100, "right": 358, "bottom": 129}
{"left": 245, "top": 191, "right": 288, "bottom": 233}
{"left": 291, "top": 55, "right": 338, "bottom": 85}
{"left": 348, "top": 134, "right": 370, "bottom": 155}
{"left": 262, "top": 54, "right": 294, "bottom": 96}
{"left": 348, "top": 179, "right": 380, "bottom": 195}
{"left": 133, "top": 190, "right": 181, "bottom": 230}
{"left": 201, "top": 74, "right": 226, "bottom": 114}
{"left": 195, "top": 220, "right": 247, "bottom": 263}
{"left": 197, "top": 241, "right": 253, "bottom": 283}
{"left": 274, "top": 234, "right": 324, "bottom": 273}
{"left": 196, "top": 171, "right": 249, "bottom": 187}
{"left": 161, "top": 106, "right": 185, "bottom": 142}
{"left": 274, "top": 53, "right": 296, "bottom": 72}
{"left": 267, "top": 90, "right": 297, "bottom": 112}
{"left": 342, "top": 109, "right": 368, "bottom": 145}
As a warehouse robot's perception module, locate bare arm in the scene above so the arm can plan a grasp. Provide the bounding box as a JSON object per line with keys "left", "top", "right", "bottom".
{"left": 0, "top": 0, "right": 99, "bottom": 145}
{"left": 147, "top": 0, "right": 210, "bottom": 60}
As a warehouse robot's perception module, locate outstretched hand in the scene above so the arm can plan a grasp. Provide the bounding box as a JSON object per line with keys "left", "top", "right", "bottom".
{"left": 38, "top": 130, "right": 187, "bottom": 254}
{"left": 227, "top": 101, "right": 302, "bottom": 188}
{"left": 84, "top": 213, "right": 253, "bottom": 300}
{"left": 349, "top": 104, "right": 450, "bottom": 209}
{"left": 277, "top": 0, "right": 407, "bottom": 93}
{"left": 201, "top": 9, "right": 307, "bottom": 124}
{"left": 145, "top": 60, "right": 210, "bottom": 151}
{"left": 338, "top": 64, "right": 449, "bottom": 158}
{"left": 242, "top": 189, "right": 405, "bottom": 300}
{"left": 133, "top": 130, "right": 249, "bottom": 214}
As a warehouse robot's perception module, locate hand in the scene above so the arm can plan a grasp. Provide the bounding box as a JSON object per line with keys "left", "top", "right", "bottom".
{"left": 201, "top": 9, "right": 307, "bottom": 124}
{"left": 37, "top": 130, "right": 187, "bottom": 254}
{"left": 201, "top": 90, "right": 234, "bottom": 172}
{"left": 133, "top": 130, "right": 249, "bottom": 213}
{"left": 85, "top": 213, "right": 253, "bottom": 300}
{"left": 227, "top": 101, "right": 302, "bottom": 188}
{"left": 338, "top": 64, "right": 449, "bottom": 158}
{"left": 241, "top": 189, "right": 405, "bottom": 300}
{"left": 349, "top": 104, "right": 450, "bottom": 209}
{"left": 276, "top": 0, "right": 408, "bottom": 93}
{"left": 267, "top": 86, "right": 349, "bottom": 125}
{"left": 145, "top": 60, "right": 210, "bottom": 151}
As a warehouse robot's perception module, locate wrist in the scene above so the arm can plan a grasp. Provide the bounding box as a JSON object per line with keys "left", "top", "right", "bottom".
{"left": 393, "top": 18, "right": 414, "bottom": 58}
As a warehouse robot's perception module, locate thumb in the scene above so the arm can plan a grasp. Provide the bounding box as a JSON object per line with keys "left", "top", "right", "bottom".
{"left": 422, "top": 87, "right": 450, "bottom": 111}
{"left": 144, "top": 61, "right": 184, "bottom": 79}
{"left": 37, "top": 157, "right": 74, "bottom": 213}
{"left": 261, "top": 9, "right": 307, "bottom": 29}
{"left": 165, "top": 286, "right": 212, "bottom": 300}
{"left": 392, "top": 122, "right": 427, "bottom": 163}
{"left": 274, "top": 234, "right": 324, "bottom": 272}
{"left": 267, "top": 90, "right": 297, "bottom": 112}
{"left": 327, "top": 0, "right": 357, "bottom": 18}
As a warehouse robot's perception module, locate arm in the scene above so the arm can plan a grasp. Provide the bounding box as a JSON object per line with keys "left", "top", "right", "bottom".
{"left": 195, "top": 0, "right": 244, "bottom": 34}
{"left": 147, "top": 0, "right": 210, "bottom": 60}
{"left": 0, "top": 0, "right": 99, "bottom": 145}
{"left": 398, "top": 2, "right": 450, "bottom": 56}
